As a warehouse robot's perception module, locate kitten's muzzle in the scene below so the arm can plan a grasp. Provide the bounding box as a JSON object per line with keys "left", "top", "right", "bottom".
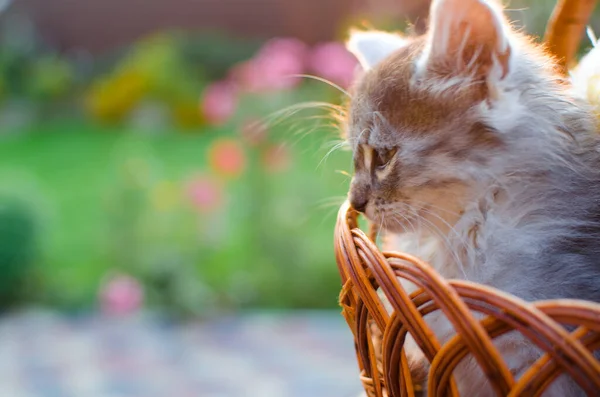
{"left": 350, "top": 195, "right": 369, "bottom": 213}
{"left": 349, "top": 177, "right": 371, "bottom": 213}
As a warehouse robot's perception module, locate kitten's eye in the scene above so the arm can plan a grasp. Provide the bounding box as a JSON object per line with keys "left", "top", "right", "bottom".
{"left": 375, "top": 148, "right": 397, "bottom": 170}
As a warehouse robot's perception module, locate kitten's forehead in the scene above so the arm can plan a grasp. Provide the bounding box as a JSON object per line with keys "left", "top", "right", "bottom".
{"left": 351, "top": 111, "right": 403, "bottom": 149}
{"left": 348, "top": 37, "right": 487, "bottom": 146}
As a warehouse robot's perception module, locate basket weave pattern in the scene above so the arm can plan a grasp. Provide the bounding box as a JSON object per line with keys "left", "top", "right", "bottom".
{"left": 334, "top": 201, "right": 600, "bottom": 396}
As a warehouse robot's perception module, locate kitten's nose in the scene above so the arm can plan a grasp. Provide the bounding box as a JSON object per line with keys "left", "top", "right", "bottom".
{"left": 349, "top": 178, "right": 370, "bottom": 213}
{"left": 350, "top": 196, "right": 369, "bottom": 213}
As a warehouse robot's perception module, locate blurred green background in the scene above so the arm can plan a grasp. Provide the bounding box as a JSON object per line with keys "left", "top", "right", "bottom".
{"left": 0, "top": 0, "right": 597, "bottom": 317}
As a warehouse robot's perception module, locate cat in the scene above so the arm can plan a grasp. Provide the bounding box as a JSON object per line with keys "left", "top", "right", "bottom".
{"left": 343, "top": 0, "right": 600, "bottom": 395}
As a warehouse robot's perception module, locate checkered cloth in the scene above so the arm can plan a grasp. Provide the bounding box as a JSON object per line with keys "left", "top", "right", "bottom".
{"left": 0, "top": 310, "right": 361, "bottom": 397}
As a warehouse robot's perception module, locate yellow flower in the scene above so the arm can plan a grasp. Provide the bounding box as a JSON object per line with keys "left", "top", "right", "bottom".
{"left": 86, "top": 69, "right": 149, "bottom": 123}
{"left": 172, "top": 100, "right": 205, "bottom": 129}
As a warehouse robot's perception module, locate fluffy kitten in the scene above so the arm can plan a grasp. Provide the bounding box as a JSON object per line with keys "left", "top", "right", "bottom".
{"left": 344, "top": 0, "right": 600, "bottom": 395}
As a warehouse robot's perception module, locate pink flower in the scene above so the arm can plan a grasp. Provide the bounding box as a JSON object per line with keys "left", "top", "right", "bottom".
{"left": 100, "top": 274, "right": 144, "bottom": 316}
{"left": 259, "top": 37, "right": 308, "bottom": 60}
{"left": 262, "top": 143, "right": 292, "bottom": 173}
{"left": 231, "top": 37, "right": 308, "bottom": 92}
{"left": 187, "top": 175, "right": 224, "bottom": 213}
{"left": 208, "top": 138, "right": 247, "bottom": 178}
{"left": 308, "top": 42, "right": 359, "bottom": 89}
{"left": 240, "top": 118, "right": 268, "bottom": 147}
{"left": 200, "top": 80, "right": 238, "bottom": 125}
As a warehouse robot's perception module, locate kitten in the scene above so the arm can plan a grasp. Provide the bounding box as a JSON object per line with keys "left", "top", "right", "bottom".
{"left": 344, "top": 0, "right": 600, "bottom": 395}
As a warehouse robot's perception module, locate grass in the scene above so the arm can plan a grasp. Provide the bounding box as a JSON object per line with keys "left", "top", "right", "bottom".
{"left": 0, "top": 115, "right": 352, "bottom": 312}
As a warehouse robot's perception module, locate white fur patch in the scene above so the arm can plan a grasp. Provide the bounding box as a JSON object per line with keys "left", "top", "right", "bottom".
{"left": 480, "top": 89, "right": 526, "bottom": 132}
{"left": 346, "top": 30, "right": 408, "bottom": 71}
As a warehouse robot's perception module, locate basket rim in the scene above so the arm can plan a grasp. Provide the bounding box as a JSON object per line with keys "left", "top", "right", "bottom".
{"left": 335, "top": 199, "right": 600, "bottom": 312}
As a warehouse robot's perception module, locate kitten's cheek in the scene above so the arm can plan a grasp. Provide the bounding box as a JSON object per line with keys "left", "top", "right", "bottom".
{"left": 364, "top": 204, "right": 376, "bottom": 223}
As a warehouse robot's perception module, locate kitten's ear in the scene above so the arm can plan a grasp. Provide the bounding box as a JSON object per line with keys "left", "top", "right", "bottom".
{"left": 421, "top": 0, "right": 511, "bottom": 81}
{"left": 346, "top": 30, "right": 408, "bottom": 71}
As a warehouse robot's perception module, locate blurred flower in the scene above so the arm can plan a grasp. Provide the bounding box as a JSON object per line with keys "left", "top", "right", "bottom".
{"left": 151, "top": 181, "right": 179, "bottom": 212}
{"left": 187, "top": 175, "right": 224, "bottom": 213}
{"left": 127, "top": 100, "right": 171, "bottom": 134}
{"left": 100, "top": 274, "right": 144, "bottom": 316}
{"left": 240, "top": 118, "right": 268, "bottom": 147}
{"left": 308, "top": 42, "right": 359, "bottom": 89}
{"left": 172, "top": 100, "right": 204, "bottom": 129}
{"left": 232, "top": 37, "right": 307, "bottom": 92}
{"left": 208, "top": 138, "right": 247, "bottom": 178}
{"left": 86, "top": 69, "right": 149, "bottom": 123}
{"left": 200, "top": 80, "right": 238, "bottom": 126}
{"left": 260, "top": 37, "right": 308, "bottom": 60}
{"left": 262, "top": 143, "right": 292, "bottom": 173}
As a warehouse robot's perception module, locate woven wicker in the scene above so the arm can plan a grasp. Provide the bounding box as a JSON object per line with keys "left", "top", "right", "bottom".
{"left": 334, "top": 201, "right": 600, "bottom": 396}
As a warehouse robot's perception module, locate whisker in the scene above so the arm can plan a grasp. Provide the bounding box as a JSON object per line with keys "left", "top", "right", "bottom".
{"left": 379, "top": 212, "right": 387, "bottom": 242}
{"left": 315, "top": 195, "right": 347, "bottom": 205}
{"left": 315, "top": 201, "right": 347, "bottom": 211}
{"left": 262, "top": 101, "right": 346, "bottom": 129}
{"left": 391, "top": 204, "right": 470, "bottom": 280}
{"left": 315, "top": 205, "right": 344, "bottom": 229}
{"left": 290, "top": 74, "right": 351, "bottom": 97}
{"left": 317, "top": 140, "right": 351, "bottom": 169}
{"left": 408, "top": 199, "right": 462, "bottom": 218}
{"left": 417, "top": 216, "right": 469, "bottom": 280}
{"left": 298, "top": 113, "right": 345, "bottom": 124}
{"left": 321, "top": 138, "right": 350, "bottom": 150}
{"left": 387, "top": 210, "right": 424, "bottom": 256}
{"left": 406, "top": 204, "right": 470, "bottom": 248}
{"left": 346, "top": 128, "right": 370, "bottom": 146}
{"left": 285, "top": 119, "right": 341, "bottom": 151}
{"left": 257, "top": 101, "right": 349, "bottom": 153}
{"left": 335, "top": 170, "right": 352, "bottom": 178}
{"left": 393, "top": 212, "right": 421, "bottom": 254}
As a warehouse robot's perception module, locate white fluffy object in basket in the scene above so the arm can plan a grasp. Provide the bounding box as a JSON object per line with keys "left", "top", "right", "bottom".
{"left": 570, "top": 29, "right": 600, "bottom": 114}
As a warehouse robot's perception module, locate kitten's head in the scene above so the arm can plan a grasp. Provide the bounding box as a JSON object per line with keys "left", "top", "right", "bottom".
{"left": 344, "top": 0, "right": 554, "bottom": 234}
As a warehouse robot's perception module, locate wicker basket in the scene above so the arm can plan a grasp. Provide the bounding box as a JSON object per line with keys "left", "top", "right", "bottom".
{"left": 334, "top": 201, "right": 600, "bottom": 396}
